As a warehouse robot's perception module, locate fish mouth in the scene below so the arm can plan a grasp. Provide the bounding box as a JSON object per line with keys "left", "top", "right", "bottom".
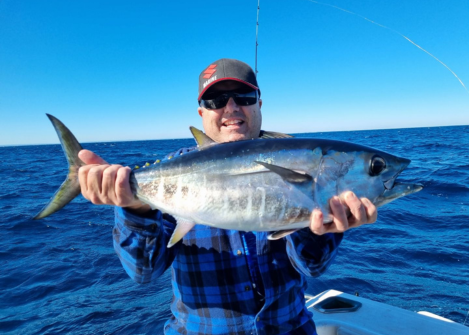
{"left": 375, "top": 182, "right": 423, "bottom": 207}
{"left": 383, "top": 157, "right": 410, "bottom": 190}
{"left": 375, "top": 157, "right": 422, "bottom": 207}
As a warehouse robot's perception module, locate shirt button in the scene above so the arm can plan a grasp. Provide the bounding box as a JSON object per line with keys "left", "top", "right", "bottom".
{"left": 245, "top": 285, "right": 251, "bottom": 291}
{"left": 237, "top": 250, "right": 242, "bottom": 256}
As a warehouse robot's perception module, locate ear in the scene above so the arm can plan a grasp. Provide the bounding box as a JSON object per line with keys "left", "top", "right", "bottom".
{"left": 198, "top": 107, "right": 203, "bottom": 117}
{"left": 258, "top": 98, "right": 262, "bottom": 109}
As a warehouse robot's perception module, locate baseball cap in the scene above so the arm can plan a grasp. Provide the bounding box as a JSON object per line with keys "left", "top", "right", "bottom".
{"left": 198, "top": 58, "right": 260, "bottom": 101}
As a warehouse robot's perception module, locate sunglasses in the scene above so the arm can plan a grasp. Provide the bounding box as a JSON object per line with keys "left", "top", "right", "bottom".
{"left": 199, "top": 90, "right": 258, "bottom": 109}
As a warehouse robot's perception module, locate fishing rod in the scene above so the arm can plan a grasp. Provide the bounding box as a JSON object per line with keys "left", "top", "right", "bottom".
{"left": 255, "top": 0, "right": 260, "bottom": 76}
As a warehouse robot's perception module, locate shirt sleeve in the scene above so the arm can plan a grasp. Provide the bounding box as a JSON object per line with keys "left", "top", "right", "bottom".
{"left": 112, "top": 146, "right": 196, "bottom": 283}
{"left": 113, "top": 206, "right": 180, "bottom": 284}
{"left": 285, "top": 228, "right": 343, "bottom": 277}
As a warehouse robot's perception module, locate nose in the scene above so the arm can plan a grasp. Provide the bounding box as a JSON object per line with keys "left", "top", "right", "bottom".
{"left": 224, "top": 97, "right": 239, "bottom": 112}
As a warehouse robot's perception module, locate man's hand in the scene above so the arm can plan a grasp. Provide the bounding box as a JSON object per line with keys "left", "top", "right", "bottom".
{"left": 78, "top": 150, "right": 151, "bottom": 214}
{"left": 310, "top": 191, "right": 377, "bottom": 235}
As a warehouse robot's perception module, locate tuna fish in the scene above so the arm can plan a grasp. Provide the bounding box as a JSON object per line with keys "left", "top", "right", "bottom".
{"left": 35, "top": 114, "right": 422, "bottom": 247}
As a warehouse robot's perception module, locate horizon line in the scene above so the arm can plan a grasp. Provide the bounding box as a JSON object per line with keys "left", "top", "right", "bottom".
{"left": 1, "top": 124, "right": 467, "bottom": 148}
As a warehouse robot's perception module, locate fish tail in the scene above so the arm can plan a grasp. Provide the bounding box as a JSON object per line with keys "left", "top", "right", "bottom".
{"left": 34, "top": 114, "right": 85, "bottom": 220}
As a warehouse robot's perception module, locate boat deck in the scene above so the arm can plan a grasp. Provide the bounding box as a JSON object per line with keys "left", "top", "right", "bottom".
{"left": 306, "top": 290, "right": 469, "bottom": 335}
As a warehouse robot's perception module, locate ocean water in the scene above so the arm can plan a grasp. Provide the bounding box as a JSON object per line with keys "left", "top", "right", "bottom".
{"left": 1, "top": 126, "right": 468, "bottom": 334}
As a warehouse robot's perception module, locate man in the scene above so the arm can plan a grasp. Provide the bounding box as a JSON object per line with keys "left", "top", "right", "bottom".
{"left": 78, "top": 58, "right": 377, "bottom": 334}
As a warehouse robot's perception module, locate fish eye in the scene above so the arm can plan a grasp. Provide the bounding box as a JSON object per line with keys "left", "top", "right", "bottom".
{"left": 370, "top": 155, "right": 387, "bottom": 176}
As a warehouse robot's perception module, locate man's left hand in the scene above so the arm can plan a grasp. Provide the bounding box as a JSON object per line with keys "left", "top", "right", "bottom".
{"left": 310, "top": 191, "right": 377, "bottom": 235}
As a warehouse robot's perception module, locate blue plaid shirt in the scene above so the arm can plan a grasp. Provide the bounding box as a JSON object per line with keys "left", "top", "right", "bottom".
{"left": 112, "top": 148, "right": 343, "bottom": 335}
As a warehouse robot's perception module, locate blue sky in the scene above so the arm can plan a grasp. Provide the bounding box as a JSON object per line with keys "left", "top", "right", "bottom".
{"left": 1, "top": 0, "right": 468, "bottom": 146}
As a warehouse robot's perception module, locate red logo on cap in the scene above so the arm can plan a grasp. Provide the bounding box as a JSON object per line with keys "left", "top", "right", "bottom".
{"left": 202, "top": 64, "right": 217, "bottom": 79}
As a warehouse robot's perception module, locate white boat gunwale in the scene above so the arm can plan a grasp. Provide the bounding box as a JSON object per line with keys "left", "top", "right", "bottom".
{"left": 305, "top": 289, "right": 468, "bottom": 335}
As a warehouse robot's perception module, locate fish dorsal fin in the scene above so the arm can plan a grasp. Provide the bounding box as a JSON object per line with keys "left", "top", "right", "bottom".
{"left": 268, "top": 229, "right": 300, "bottom": 240}
{"left": 167, "top": 217, "right": 197, "bottom": 248}
{"left": 190, "top": 126, "right": 217, "bottom": 149}
{"left": 255, "top": 161, "right": 313, "bottom": 183}
{"left": 260, "top": 130, "right": 294, "bottom": 139}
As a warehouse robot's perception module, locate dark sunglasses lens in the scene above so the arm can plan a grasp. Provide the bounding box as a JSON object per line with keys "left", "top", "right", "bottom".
{"left": 234, "top": 91, "right": 257, "bottom": 106}
{"left": 201, "top": 95, "right": 228, "bottom": 109}
{"left": 201, "top": 91, "right": 257, "bottom": 109}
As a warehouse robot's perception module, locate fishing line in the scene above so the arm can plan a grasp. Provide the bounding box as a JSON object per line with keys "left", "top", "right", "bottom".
{"left": 304, "top": 0, "right": 469, "bottom": 94}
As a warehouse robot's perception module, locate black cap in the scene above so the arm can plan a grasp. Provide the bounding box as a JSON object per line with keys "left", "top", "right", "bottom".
{"left": 198, "top": 58, "right": 259, "bottom": 101}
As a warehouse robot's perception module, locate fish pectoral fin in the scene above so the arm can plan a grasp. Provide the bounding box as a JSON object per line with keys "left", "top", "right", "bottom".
{"left": 259, "top": 130, "right": 294, "bottom": 139}
{"left": 254, "top": 161, "right": 313, "bottom": 183}
{"left": 189, "top": 126, "right": 217, "bottom": 149}
{"left": 268, "top": 229, "right": 300, "bottom": 240}
{"left": 167, "top": 217, "right": 196, "bottom": 248}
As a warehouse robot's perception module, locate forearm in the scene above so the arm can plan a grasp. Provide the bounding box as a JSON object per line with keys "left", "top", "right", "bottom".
{"left": 113, "top": 206, "right": 178, "bottom": 283}
{"left": 123, "top": 203, "right": 152, "bottom": 216}
{"left": 286, "top": 228, "right": 343, "bottom": 277}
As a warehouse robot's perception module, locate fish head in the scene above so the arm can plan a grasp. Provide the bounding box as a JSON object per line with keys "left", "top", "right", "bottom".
{"left": 316, "top": 142, "right": 422, "bottom": 209}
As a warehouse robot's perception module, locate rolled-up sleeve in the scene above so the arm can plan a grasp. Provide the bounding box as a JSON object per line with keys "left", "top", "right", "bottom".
{"left": 285, "top": 228, "right": 343, "bottom": 277}
{"left": 113, "top": 207, "right": 179, "bottom": 284}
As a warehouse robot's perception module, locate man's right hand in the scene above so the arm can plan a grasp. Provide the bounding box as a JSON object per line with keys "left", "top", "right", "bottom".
{"left": 78, "top": 149, "right": 151, "bottom": 214}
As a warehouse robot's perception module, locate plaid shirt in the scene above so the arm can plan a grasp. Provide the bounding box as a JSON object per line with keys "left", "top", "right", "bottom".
{"left": 113, "top": 148, "right": 343, "bottom": 335}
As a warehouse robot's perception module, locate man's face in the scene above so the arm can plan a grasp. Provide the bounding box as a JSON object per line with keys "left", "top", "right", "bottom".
{"left": 198, "top": 81, "right": 262, "bottom": 143}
